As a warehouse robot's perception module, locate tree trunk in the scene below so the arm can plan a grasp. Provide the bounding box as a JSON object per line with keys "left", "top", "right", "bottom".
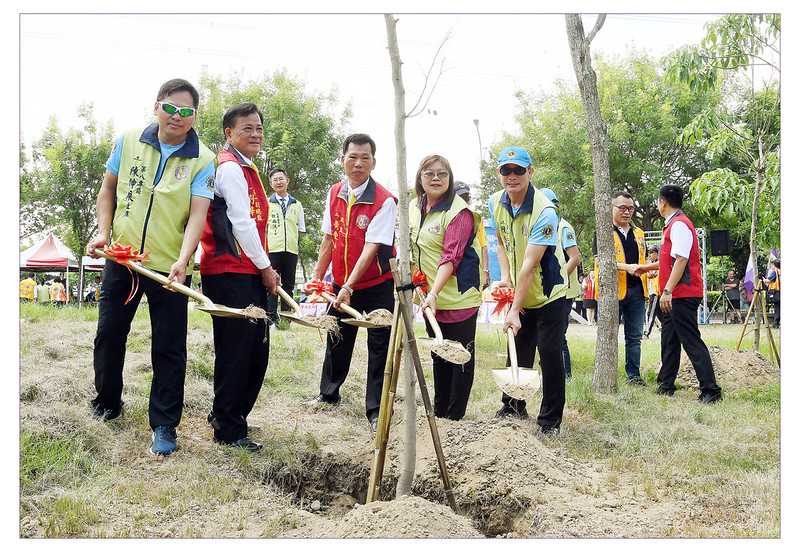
{"left": 384, "top": 13, "right": 417, "bottom": 498}
{"left": 750, "top": 165, "right": 764, "bottom": 351}
{"left": 565, "top": 14, "right": 619, "bottom": 393}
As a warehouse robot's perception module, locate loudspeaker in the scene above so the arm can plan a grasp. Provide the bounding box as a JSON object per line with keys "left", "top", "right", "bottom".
{"left": 709, "top": 229, "right": 730, "bottom": 256}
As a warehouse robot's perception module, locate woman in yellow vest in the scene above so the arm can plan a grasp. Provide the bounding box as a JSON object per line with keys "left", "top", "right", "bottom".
{"left": 410, "top": 154, "right": 483, "bottom": 420}
{"left": 49, "top": 276, "right": 67, "bottom": 306}
{"left": 20, "top": 273, "right": 36, "bottom": 301}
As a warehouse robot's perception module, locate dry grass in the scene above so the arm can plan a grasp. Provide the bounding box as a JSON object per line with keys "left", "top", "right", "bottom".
{"left": 19, "top": 302, "right": 780, "bottom": 538}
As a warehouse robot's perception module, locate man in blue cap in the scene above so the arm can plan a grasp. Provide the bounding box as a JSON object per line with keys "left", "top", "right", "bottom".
{"left": 488, "top": 146, "right": 569, "bottom": 438}
{"left": 540, "top": 188, "right": 581, "bottom": 379}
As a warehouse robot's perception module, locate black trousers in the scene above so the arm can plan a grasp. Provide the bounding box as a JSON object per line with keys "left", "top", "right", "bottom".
{"left": 657, "top": 296, "right": 721, "bottom": 395}
{"left": 92, "top": 260, "right": 190, "bottom": 428}
{"left": 266, "top": 251, "right": 299, "bottom": 324}
{"left": 319, "top": 278, "right": 394, "bottom": 422}
{"left": 501, "top": 297, "right": 567, "bottom": 428}
{"left": 424, "top": 310, "right": 477, "bottom": 421}
{"left": 202, "top": 272, "right": 270, "bottom": 443}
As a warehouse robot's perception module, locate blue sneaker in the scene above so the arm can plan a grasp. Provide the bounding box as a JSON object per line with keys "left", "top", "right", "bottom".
{"left": 150, "top": 426, "right": 177, "bottom": 456}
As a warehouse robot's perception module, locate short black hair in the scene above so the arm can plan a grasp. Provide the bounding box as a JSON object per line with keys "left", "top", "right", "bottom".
{"left": 342, "top": 133, "right": 376, "bottom": 156}
{"left": 157, "top": 78, "right": 200, "bottom": 109}
{"left": 772, "top": 260, "right": 780, "bottom": 268}
{"left": 269, "top": 168, "right": 288, "bottom": 179}
{"left": 659, "top": 185, "right": 684, "bottom": 209}
{"left": 223, "top": 102, "right": 264, "bottom": 133}
{"left": 613, "top": 191, "right": 633, "bottom": 200}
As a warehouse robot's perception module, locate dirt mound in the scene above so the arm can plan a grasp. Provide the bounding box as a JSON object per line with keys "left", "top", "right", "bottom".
{"left": 653, "top": 345, "right": 779, "bottom": 392}
{"left": 285, "top": 495, "right": 482, "bottom": 538}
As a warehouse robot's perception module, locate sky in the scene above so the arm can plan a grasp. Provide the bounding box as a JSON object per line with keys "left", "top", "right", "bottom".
{"left": 18, "top": 10, "right": 726, "bottom": 202}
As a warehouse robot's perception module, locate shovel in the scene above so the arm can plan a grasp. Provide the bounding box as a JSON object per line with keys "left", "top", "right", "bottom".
{"left": 93, "top": 249, "right": 258, "bottom": 319}
{"left": 276, "top": 286, "right": 339, "bottom": 331}
{"left": 417, "top": 306, "right": 471, "bottom": 365}
{"left": 319, "top": 291, "right": 393, "bottom": 328}
{"left": 491, "top": 326, "right": 541, "bottom": 400}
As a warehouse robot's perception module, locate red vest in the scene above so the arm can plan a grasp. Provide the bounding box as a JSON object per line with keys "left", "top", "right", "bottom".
{"left": 659, "top": 211, "right": 703, "bottom": 298}
{"left": 328, "top": 178, "right": 397, "bottom": 290}
{"left": 200, "top": 146, "right": 269, "bottom": 275}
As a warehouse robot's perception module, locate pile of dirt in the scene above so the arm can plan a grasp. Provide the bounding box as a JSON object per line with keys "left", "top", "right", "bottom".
{"left": 652, "top": 345, "right": 779, "bottom": 392}
{"left": 284, "top": 495, "right": 482, "bottom": 538}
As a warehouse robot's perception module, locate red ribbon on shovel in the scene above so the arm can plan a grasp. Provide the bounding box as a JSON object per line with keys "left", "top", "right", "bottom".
{"left": 103, "top": 244, "right": 149, "bottom": 305}
{"left": 305, "top": 279, "right": 334, "bottom": 304}
{"left": 490, "top": 287, "right": 522, "bottom": 317}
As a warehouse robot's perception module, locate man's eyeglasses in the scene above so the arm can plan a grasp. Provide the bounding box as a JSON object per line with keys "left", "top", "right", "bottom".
{"left": 613, "top": 204, "right": 634, "bottom": 213}
{"left": 159, "top": 102, "right": 196, "bottom": 118}
{"left": 498, "top": 165, "right": 528, "bottom": 176}
{"left": 421, "top": 171, "right": 450, "bottom": 180}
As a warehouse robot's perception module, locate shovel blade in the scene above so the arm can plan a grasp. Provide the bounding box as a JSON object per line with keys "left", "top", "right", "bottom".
{"left": 278, "top": 311, "right": 323, "bottom": 329}
{"left": 195, "top": 304, "right": 251, "bottom": 319}
{"left": 491, "top": 368, "right": 541, "bottom": 400}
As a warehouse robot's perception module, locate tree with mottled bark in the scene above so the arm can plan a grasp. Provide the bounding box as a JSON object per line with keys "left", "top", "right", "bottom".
{"left": 565, "top": 14, "right": 618, "bottom": 393}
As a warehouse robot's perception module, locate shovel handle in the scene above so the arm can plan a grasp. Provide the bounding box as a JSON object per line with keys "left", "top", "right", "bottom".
{"left": 93, "top": 249, "right": 210, "bottom": 305}
{"left": 506, "top": 326, "right": 520, "bottom": 384}
{"left": 422, "top": 307, "right": 445, "bottom": 344}
{"left": 320, "top": 291, "right": 363, "bottom": 319}
{"left": 276, "top": 286, "right": 304, "bottom": 317}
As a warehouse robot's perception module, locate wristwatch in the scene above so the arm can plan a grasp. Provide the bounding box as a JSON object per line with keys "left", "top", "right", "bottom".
{"left": 663, "top": 288, "right": 672, "bottom": 295}
{"left": 342, "top": 284, "right": 354, "bottom": 295}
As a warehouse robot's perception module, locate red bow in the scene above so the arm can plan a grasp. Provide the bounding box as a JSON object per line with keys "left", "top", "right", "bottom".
{"left": 103, "top": 244, "right": 149, "bottom": 305}
{"left": 491, "top": 287, "right": 521, "bottom": 316}
{"left": 306, "top": 279, "right": 334, "bottom": 303}
{"left": 413, "top": 270, "right": 429, "bottom": 293}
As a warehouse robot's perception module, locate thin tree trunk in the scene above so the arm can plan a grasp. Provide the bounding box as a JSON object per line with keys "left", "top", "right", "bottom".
{"left": 565, "top": 14, "right": 619, "bottom": 393}
{"left": 750, "top": 167, "right": 764, "bottom": 351}
{"left": 384, "top": 13, "right": 417, "bottom": 498}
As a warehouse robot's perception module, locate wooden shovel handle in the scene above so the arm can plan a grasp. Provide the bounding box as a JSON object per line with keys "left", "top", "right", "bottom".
{"left": 506, "top": 326, "right": 520, "bottom": 384}
{"left": 422, "top": 307, "right": 445, "bottom": 344}
{"left": 276, "top": 286, "right": 304, "bottom": 316}
{"left": 93, "top": 249, "right": 211, "bottom": 305}
{"left": 320, "top": 291, "right": 363, "bottom": 319}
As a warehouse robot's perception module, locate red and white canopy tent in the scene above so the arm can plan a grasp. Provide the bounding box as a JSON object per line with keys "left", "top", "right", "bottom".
{"left": 20, "top": 233, "right": 79, "bottom": 272}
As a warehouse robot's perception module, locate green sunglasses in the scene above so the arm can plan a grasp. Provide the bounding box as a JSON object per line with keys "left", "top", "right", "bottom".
{"left": 159, "top": 101, "right": 196, "bottom": 117}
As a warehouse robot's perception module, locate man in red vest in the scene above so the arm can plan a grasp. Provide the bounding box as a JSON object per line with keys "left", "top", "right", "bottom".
{"left": 200, "top": 102, "right": 279, "bottom": 451}
{"left": 636, "top": 185, "right": 722, "bottom": 403}
{"left": 302, "top": 134, "right": 398, "bottom": 434}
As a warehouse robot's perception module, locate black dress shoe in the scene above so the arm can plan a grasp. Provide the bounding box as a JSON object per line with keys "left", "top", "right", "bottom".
{"left": 495, "top": 407, "right": 529, "bottom": 420}
{"left": 301, "top": 394, "right": 339, "bottom": 407}
{"left": 655, "top": 386, "right": 675, "bottom": 396}
{"left": 227, "top": 437, "right": 263, "bottom": 451}
{"left": 698, "top": 392, "right": 723, "bottom": 404}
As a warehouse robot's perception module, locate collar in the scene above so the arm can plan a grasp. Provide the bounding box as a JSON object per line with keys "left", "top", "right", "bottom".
{"left": 140, "top": 122, "right": 201, "bottom": 158}
{"left": 338, "top": 177, "right": 376, "bottom": 204}
{"left": 498, "top": 182, "right": 535, "bottom": 217}
{"left": 664, "top": 210, "right": 683, "bottom": 227}
{"left": 269, "top": 192, "right": 295, "bottom": 204}
{"left": 223, "top": 143, "right": 253, "bottom": 166}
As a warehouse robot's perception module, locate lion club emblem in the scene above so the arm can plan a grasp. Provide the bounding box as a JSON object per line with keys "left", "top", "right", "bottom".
{"left": 541, "top": 224, "right": 555, "bottom": 239}
{"left": 521, "top": 223, "right": 528, "bottom": 237}
{"left": 507, "top": 149, "right": 517, "bottom": 158}
{"left": 428, "top": 221, "right": 442, "bottom": 235}
{"left": 356, "top": 214, "right": 370, "bottom": 229}
{"left": 174, "top": 165, "right": 190, "bottom": 180}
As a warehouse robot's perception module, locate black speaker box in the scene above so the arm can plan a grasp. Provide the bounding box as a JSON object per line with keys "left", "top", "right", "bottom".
{"left": 709, "top": 229, "right": 730, "bottom": 256}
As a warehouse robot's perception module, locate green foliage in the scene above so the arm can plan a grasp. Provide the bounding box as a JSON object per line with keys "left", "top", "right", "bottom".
{"left": 22, "top": 104, "right": 115, "bottom": 258}
{"left": 484, "top": 48, "right": 718, "bottom": 265}
{"left": 21, "top": 431, "right": 101, "bottom": 492}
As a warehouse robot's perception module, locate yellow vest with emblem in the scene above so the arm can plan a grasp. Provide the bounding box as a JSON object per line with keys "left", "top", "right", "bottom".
{"left": 558, "top": 218, "right": 581, "bottom": 299}
{"left": 267, "top": 196, "right": 302, "bottom": 255}
{"left": 594, "top": 225, "right": 648, "bottom": 300}
{"left": 112, "top": 125, "right": 215, "bottom": 274}
{"left": 490, "top": 185, "right": 568, "bottom": 309}
{"left": 410, "top": 194, "right": 482, "bottom": 310}
{"left": 20, "top": 278, "right": 36, "bottom": 300}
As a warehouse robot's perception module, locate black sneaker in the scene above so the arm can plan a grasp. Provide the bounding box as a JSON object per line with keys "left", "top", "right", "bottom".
{"left": 698, "top": 392, "right": 723, "bottom": 404}
{"left": 91, "top": 404, "right": 122, "bottom": 421}
{"left": 655, "top": 386, "right": 675, "bottom": 396}
{"left": 626, "top": 376, "right": 646, "bottom": 387}
{"left": 495, "top": 407, "right": 529, "bottom": 420}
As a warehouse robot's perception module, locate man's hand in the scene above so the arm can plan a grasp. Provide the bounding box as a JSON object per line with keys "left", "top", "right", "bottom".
{"left": 503, "top": 309, "right": 521, "bottom": 336}
{"left": 166, "top": 260, "right": 188, "bottom": 290}
{"left": 262, "top": 267, "right": 279, "bottom": 295}
{"left": 86, "top": 237, "right": 108, "bottom": 259}
{"left": 333, "top": 287, "right": 351, "bottom": 311}
{"left": 659, "top": 293, "right": 673, "bottom": 313}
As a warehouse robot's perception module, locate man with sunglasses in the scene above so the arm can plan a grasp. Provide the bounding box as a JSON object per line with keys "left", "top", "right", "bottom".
{"left": 593, "top": 191, "right": 649, "bottom": 386}
{"left": 86, "top": 78, "right": 216, "bottom": 456}
{"left": 489, "top": 146, "right": 569, "bottom": 439}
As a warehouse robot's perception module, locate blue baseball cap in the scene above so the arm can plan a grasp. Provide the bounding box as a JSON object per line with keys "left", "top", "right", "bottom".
{"left": 454, "top": 181, "right": 470, "bottom": 196}
{"left": 540, "top": 188, "right": 558, "bottom": 207}
{"left": 497, "top": 146, "right": 532, "bottom": 168}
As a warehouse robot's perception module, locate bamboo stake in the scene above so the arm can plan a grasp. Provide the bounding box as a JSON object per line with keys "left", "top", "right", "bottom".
{"left": 735, "top": 291, "right": 758, "bottom": 351}
{"left": 367, "top": 301, "right": 403, "bottom": 502}
{"left": 389, "top": 259, "right": 458, "bottom": 513}
{"left": 758, "top": 289, "right": 780, "bottom": 364}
